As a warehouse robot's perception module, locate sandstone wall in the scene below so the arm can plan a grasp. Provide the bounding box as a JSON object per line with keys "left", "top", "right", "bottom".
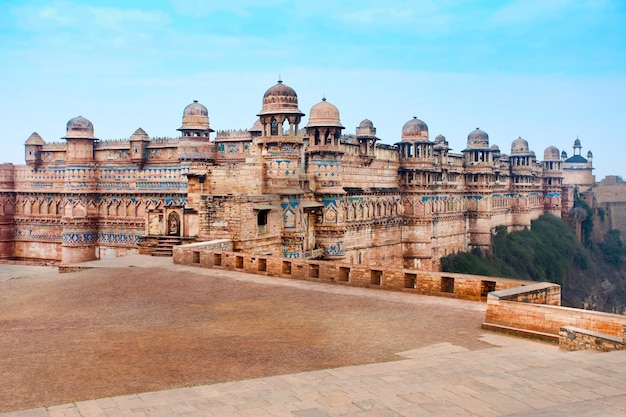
{"left": 485, "top": 285, "right": 626, "bottom": 340}
{"left": 173, "top": 245, "right": 533, "bottom": 302}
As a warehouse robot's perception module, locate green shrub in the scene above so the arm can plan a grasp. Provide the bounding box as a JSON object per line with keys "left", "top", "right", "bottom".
{"left": 441, "top": 214, "right": 587, "bottom": 286}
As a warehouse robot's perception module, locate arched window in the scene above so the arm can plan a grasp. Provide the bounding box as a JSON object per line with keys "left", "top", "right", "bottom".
{"left": 271, "top": 118, "right": 278, "bottom": 136}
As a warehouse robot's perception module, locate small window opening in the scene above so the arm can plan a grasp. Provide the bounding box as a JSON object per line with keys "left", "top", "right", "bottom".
{"left": 258, "top": 258, "right": 267, "bottom": 272}
{"left": 441, "top": 276, "right": 454, "bottom": 293}
{"left": 371, "top": 270, "right": 382, "bottom": 285}
{"left": 338, "top": 267, "right": 350, "bottom": 282}
{"left": 404, "top": 273, "right": 417, "bottom": 289}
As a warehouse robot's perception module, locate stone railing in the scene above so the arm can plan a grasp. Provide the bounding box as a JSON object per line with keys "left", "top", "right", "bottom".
{"left": 484, "top": 284, "right": 626, "bottom": 350}
{"left": 173, "top": 244, "right": 532, "bottom": 302}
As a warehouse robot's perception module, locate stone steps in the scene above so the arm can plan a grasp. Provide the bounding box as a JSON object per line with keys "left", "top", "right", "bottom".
{"left": 151, "top": 237, "right": 181, "bottom": 257}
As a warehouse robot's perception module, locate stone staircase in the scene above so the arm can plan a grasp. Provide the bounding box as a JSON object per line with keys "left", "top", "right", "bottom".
{"left": 151, "top": 236, "right": 182, "bottom": 257}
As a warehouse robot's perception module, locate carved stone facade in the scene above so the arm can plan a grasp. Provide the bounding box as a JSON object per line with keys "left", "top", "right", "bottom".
{"left": 0, "top": 80, "right": 591, "bottom": 268}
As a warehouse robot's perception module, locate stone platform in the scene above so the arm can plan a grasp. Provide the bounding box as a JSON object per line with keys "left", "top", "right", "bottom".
{"left": 1, "top": 255, "right": 625, "bottom": 416}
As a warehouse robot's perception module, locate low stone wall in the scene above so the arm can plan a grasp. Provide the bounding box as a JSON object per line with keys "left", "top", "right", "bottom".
{"left": 489, "top": 282, "right": 561, "bottom": 305}
{"left": 560, "top": 326, "right": 625, "bottom": 352}
{"left": 485, "top": 285, "right": 626, "bottom": 347}
{"left": 173, "top": 245, "right": 532, "bottom": 302}
{"left": 173, "top": 239, "right": 233, "bottom": 265}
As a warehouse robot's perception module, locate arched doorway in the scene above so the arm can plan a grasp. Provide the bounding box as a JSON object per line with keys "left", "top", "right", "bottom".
{"left": 167, "top": 212, "right": 180, "bottom": 236}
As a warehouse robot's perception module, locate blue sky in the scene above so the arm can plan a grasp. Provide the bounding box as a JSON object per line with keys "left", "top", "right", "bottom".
{"left": 1, "top": 0, "right": 625, "bottom": 179}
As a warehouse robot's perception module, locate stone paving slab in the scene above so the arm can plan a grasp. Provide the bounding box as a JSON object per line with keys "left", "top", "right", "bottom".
{"left": 3, "top": 333, "right": 626, "bottom": 417}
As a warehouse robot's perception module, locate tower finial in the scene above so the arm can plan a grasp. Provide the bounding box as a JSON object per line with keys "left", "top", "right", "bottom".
{"left": 278, "top": 74, "right": 282, "bottom": 84}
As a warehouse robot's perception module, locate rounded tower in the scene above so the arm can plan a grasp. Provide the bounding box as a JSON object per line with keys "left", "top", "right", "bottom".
{"left": 305, "top": 97, "right": 346, "bottom": 260}
{"left": 397, "top": 117, "right": 435, "bottom": 190}
{"left": 256, "top": 80, "right": 305, "bottom": 195}
{"left": 305, "top": 98, "right": 345, "bottom": 194}
{"left": 61, "top": 116, "right": 99, "bottom": 263}
{"left": 509, "top": 136, "right": 537, "bottom": 186}
{"left": 63, "top": 116, "right": 98, "bottom": 163}
{"left": 25, "top": 132, "right": 45, "bottom": 169}
{"left": 177, "top": 100, "right": 216, "bottom": 161}
{"left": 257, "top": 80, "right": 304, "bottom": 137}
{"left": 129, "top": 127, "right": 150, "bottom": 168}
{"left": 177, "top": 100, "right": 214, "bottom": 137}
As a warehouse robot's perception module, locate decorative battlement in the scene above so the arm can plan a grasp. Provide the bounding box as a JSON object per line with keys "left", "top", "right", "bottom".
{"left": 216, "top": 129, "right": 252, "bottom": 140}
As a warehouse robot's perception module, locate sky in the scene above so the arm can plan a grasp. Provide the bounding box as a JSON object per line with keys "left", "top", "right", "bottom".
{"left": 0, "top": 0, "right": 625, "bottom": 179}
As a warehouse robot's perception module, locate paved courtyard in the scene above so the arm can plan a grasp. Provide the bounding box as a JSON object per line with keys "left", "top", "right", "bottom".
{"left": 1, "top": 255, "right": 625, "bottom": 416}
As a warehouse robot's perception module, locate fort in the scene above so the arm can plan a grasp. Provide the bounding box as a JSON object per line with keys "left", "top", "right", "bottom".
{"left": 2, "top": 80, "right": 626, "bottom": 414}
{"left": 0, "top": 80, "right": 600, "bottom": 268}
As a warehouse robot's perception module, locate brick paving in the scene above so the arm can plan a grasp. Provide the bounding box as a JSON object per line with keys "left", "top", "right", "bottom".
{"left": 2, "top": 256, "right": 626, "bottom": 416}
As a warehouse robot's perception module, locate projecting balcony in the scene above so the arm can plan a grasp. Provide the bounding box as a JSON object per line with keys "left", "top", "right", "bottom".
{"left": 303, "top": 248, "right": 325, "bottom": 259}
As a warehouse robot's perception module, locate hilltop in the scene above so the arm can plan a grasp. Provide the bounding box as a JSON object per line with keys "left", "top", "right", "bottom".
{"left": 441, "top": 214, "right": 626, "bottom": 313}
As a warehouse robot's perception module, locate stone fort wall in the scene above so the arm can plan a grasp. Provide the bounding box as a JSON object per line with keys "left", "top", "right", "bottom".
{"left": 0, "top": 81, "right": 599, "bottom": 267}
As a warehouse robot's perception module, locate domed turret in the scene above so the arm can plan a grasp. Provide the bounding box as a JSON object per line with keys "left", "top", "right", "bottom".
{"left": 256, "top": 80, "right": 305, "bottom": 138}
{"left": 258, "top": 80, "right": 304, "bottom": 116}
{"left": 466, "top": 128, "right": 489, "bottom": 149}
{"left": 178, "top": 100, "right": 213, "bottom": 136}
{"left": 130, "top": 127, "right": 150, "bottom": 142}
{"left": 25, "top": 132, "right": 45, "bottom": 168}
{"left": 359, "top": 119, "right": 374, "bottom": 128}
{"left": 25, "top": 132, "right": 45, "bottom": 146}
{"left": 63, "top": 116, "right": 97, "bottom": 140}
{"left": 543, "top": 146, "right": 560, "bottom": 161}
{"left": 434, "top": 134, "right": 449, "bottom": 151}
{"left": 401, "top": 117, "right": 429, "bottom": 141}
{"left": 130, "top": 128, "right": 150, "bottom": 167}
{"left": 511, "top": 137, "right": 529, "bottom": 154}
{"left": 306, "top": 98, "right": 344, "bottom": 129}
{"left": 356, "top": 119, "right": 377, "bottom": 139}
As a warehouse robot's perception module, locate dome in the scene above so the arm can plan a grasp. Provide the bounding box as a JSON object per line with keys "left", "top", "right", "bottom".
{"left": 249, "top": 118, "right": 262, "bottom": 133}
{"left": 356, "top": 118, "right": 377, "bottom": 138}
{"left": 258, "top": 80, "right": 304, "bottom": 116}
{"left": 359, "top": 119, "right": 374, "bottom": 128}
{"left": 511, "top": 137, "right": 530, "bottom": 154}
{"left": 587, "top": 150, "right": 593, "bottom": 158}
{"left": 63, "top": 116, "right": 96, "bottom": 139}
{"left": 25, "top": 132, "right": 45, "bottom": 145}
{"left": 433, "top": 134, "right": 449, "bottom": 150}
{"left": 466, "top": 128, "right": 489, "bottom": 149}
{"left": 305, "top": 98, "right": 344, "bottom": 128}
{"left": 130, "top": 127, "right": 150, "bottom": 142}
{"left": 401, "top": 117, "right": 429, "bottom": 141}
{"left": 183, "top": 100, "right": 208, "bottom": 117}
{"left": 543, "top": 146, "right": 560, "bottom": 161}
{"left": 574, "top": 138, "right": 581, "bottom": 147}
{"left": 178, "top": 100, "right": 213, "bottom": 132}
{"left": 490, "top": 144, "right": 500, "bottom": 151}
